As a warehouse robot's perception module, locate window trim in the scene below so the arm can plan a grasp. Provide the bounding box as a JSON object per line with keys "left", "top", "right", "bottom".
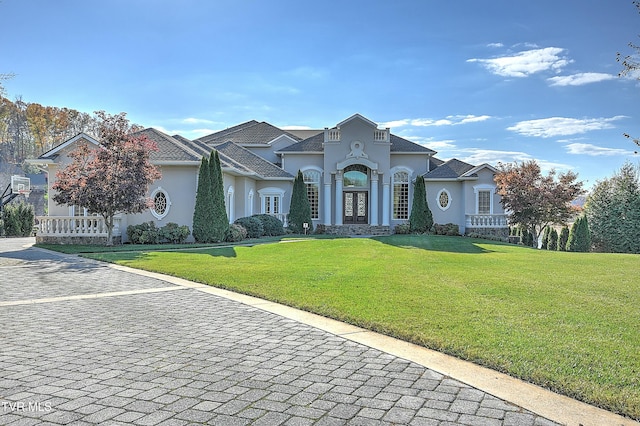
{"left": 150, "top": 187, "right": 171, "bottom": 220}
{"left": 391, "top": 167, "right": 412, "bottom": 220}
{"left": 437, "top": 188, "right": 452, "bottom": 211}
{"left": 302, "top": 167, "right": 322, "bottom": 220}
{"left": 258, "top": 187, "right": 285, "bottom": 215}
{"left": 473, "top": 184, "right": 495, "bottom": 215}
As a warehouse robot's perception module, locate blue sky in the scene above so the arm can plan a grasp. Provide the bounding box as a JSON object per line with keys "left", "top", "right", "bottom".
{"left": 2, "top": 0, "right": 639, "bottom": 188}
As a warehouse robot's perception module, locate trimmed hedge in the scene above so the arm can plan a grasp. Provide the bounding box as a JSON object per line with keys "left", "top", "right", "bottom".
{"left": 225, "top": 223, "right": 247, "bottom": 242}
{"left": 127, "top": 222, "right": 190, "bottom": 244}
{"left": 234, "top": 216, "right": 264, "bottom": 239}
{"left": 252, "top": 214, "right": 285, "bottom": 236}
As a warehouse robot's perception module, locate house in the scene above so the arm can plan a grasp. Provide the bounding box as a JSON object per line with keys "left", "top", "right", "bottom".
{"left": 32, "top": 113, "right": 507, "bottom": 243}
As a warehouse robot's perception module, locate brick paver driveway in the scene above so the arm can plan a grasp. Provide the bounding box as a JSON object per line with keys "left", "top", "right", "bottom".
{"left": 0, "top": 238, "right": 560, "bottom": 425}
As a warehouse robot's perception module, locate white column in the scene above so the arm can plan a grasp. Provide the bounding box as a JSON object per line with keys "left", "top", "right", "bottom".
{"left": 335, "top": 171, "right": 343, "bottom": 226}
{"left": 324, "top": 182, "right": 332, "bottom": 225}
{"left": 382, "top": 180, "right": 390, "bottom": 226}
{"left": 370, "top": 171, "right": 379, "bottom": 226}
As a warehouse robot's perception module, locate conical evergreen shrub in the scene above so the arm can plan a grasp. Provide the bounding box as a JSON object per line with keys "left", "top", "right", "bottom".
{"left": 209, "top": 150, "right": 229, "bottom": 242}
{"left": 192, "top": 156, "right": 215, "bottom": 242}
{"left": 409, "top": 177, "right": 433, "bottom": 233}
{"left": 288, "top": 170, "right": 313, "bottom": 233}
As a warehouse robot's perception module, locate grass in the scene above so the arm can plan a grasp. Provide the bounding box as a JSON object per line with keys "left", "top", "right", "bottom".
{"left": 79, "top": 235, "right": 639, "bottom": 419}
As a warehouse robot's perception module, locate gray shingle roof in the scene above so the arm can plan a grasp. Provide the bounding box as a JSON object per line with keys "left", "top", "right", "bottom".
{"left": 423, "top": 158, "right": 476, "bottom": 179}
{"left": 390, "top": 135, "right": 436, "bottom": 153}
{"left": 197, "top": 121, "right": 301, "bottom": 146}
{"left": 137, "top": 128, "right": 201, "bottom": 162}
{"left": 214, "top": 141, "right": 293, "bottom": 179}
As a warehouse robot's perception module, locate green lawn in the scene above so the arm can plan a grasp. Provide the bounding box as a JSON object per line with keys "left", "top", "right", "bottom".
{"left": 83, "top": 235, "right": 640, "bottom": 419}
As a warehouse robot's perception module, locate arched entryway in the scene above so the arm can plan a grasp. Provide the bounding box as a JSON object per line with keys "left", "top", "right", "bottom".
{"left": 343, "top": 164, "right": 369, "bottom": 224}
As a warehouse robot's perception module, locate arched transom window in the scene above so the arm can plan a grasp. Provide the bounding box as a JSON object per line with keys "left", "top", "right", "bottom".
{"left": 343, "top": 164, "right": 368, "bottom": 188}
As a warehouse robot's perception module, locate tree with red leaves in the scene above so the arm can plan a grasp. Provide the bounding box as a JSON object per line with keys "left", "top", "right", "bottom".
{"left": 494, "top": 160, "right": 584, "bottom": 248}
{"left": 52, "top": 111, "right": 161, "bottom": 245}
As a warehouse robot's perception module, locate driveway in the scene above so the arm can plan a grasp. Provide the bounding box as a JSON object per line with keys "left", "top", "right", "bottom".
{"left": 0, "top": 237, "right": 584, "bottom": 425}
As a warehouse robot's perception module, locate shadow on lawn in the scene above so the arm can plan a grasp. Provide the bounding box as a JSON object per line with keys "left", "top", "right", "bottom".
{"left": 372, "top": 234, "right": 494, "bottom": 254}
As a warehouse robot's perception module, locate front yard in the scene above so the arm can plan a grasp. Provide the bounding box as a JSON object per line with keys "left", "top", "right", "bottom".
{"left": 72, "top": 235, "right": 639, "bottom": 420}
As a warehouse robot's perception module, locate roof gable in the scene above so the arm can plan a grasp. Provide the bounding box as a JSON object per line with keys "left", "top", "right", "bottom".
{"left": 423, "top": 158, "right": 476, "bottom": 179}
{"left": 336, "top": 113, "right": 378, "bottom": 129}
{"left": 38, "top": 133, "right": 100, "bottom": 159}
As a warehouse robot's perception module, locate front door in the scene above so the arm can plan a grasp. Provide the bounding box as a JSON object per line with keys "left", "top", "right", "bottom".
{"left": 344, "top": 191, "right": 368, "bottom": 224}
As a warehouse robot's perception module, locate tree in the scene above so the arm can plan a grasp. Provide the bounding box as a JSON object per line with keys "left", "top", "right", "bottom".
{"left": 541, "top": 226, "right": 551, "bottom": 250}
{"left": 567, "top": 215, "right": 591, "bottom": 252}
{"left": 208, "top": 150, "right": 228, "bottom": 242}
{"left": 192, "top": 156, "right": 215, "bottom": 243}
{"left": 617, "top": 1, "right": 640, "bottom": 148}
{"left": 409, "top": 177, "right": 433, "bottom": 233}
{"left": 494, "top": 160, "right": 584, "bottom": 248}
{"left": 558, "top": 226, "right": 569, "bottom": 251}
{"left": 548, "top": 228, "right": 558, "bottom": 251}
{"left": 52, "top": 111, "right": 160, "bottom": 245}
{"left": 584, "top": 162, "right": 640, "bottom": 253}
{"left": 288, "top": 170, "right": 312, "bottom": 233}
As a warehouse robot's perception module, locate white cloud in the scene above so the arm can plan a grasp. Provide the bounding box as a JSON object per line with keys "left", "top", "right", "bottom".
{"left": 381, "top": 115, "right": 491, "bottom": 128}
{"left": 487, "top": 43, "right": 504, "bottom": 48}
{"left": 467, "top": 47, "right": 572, "bottom": 77}
{"left": 547, "top": 72, "right": 616, "bottom": 86}
{"left": 507, "top": 116, "right": 627, "bottom": 138}
{"left": 565, "top": 143, "right": 635, "bottom": 156}
{"left": 181, "top": 117, "right": 216, "bottom": 125}
{"left": 459, "top": 148, "right": 574, "bottom": 173}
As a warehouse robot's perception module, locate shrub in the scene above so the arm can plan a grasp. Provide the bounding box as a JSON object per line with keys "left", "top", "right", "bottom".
{"left": 159, "top": 222, "right": 190, "bottom": 244}
{"left": 548, "top": 228, "right": 558, "bottom": 251}
{"left": 409, "top": 177, "right": 433, "bottom": 233}
{"left": 433, "top": 223, "right": 460, "bottom": 236}
{"left": 234, "top": 216, "right": 264, "bottom": 239}
{"left": 127, "top": 221, "right": 160, "bottom": 244}
{"left": 558, "top": 226, "right": 569, "bottom": 251}
{"left": 567, "top": 215, "right": 591, "bottom": 252}
{"left": 225, "top": 223, "right": 247, "bottom": 242}
{"left": 394, "top": 223, "right": 411, "bottom": 234}
{"left": 1, "top": 202, "right": 34, "bottom": 237}
{"left": 252, "top": 214, "right": 284, "bottom": 236}
{"left": 288, "top": 170, "right": 313, "bottom": 234}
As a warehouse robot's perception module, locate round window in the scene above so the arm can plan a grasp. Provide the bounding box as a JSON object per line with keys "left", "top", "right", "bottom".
{"left": 150, "top": 188, "right": 170, "bottom": 219}
{"left": 437, "top": 189, "right": 451, "bottom": 211}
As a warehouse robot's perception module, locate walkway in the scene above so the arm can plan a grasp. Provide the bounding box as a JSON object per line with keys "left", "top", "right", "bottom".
{"left": 0, "top": 238, "right": 634, "bottom": 425}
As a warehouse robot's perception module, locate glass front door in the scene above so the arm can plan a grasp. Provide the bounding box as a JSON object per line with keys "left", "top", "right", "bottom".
{"left": 344, "top": 191, "right": 368, "bottom": 224}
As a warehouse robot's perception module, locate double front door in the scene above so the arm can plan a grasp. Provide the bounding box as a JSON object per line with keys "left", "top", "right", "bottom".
{"left": 344, "top": 191, "right": 367, "bottom": 224}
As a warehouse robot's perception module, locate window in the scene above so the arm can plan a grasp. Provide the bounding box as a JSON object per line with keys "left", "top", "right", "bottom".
{"left": 258, "top": 188, "right": 285, "bottom": 216}
{"left": 437, "top": 189, "right": 451, "bottom": 211}
{"left": 303, "top": 169, "right": 321, "bottom": 220}
{"left": 474, "top": 184, "right": 495, "bottom": 215}
{"left": 478, "top": 191, "right": 491, "bottom": 214}
{"left": 343, "top": 164, "right": 368, "bottom": 187}
{"left": 393, "top": 171, "right": 409, "bottom": 220}
{"left": 150, "top": 187, "right": 170, "bottom": 219}
{"left": 227, "top": 186, "right": 234, "bottom": 223}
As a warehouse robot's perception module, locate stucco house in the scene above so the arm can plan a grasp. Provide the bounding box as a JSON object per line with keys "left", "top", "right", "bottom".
{"left": 33, "top": 113, "right": 507, "bottom": 243}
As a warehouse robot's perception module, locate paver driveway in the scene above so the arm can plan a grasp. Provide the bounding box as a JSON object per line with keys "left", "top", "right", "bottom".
{"left": 0, "top": 238, "right": 561, "bottom": 425}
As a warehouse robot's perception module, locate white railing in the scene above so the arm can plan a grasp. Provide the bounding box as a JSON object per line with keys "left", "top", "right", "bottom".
{"left": 465, "top": 214, "right": 508, "bottom": 228}
{"left": 373, "top": 128, "right": 390, "bottom": 142}
{"left": 36, "top": 216, "right": 122, "bottom": 237}
{"left": 324, "top": 128, "right": 341, "bottom": 142}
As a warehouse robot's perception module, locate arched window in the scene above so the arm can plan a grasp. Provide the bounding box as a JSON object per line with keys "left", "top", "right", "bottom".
{"left": 392, "top": 171, "right": 409, "bottom": 220}
{"left": 302, "top": 169, "right": 321, "bottom": 220}
{"left": 343, "top": 164, "right": 368, "bottom": 188}
{"left": 437, "top": 189, "right": 451, "bottom": 211}
{"left": 150, "top": 187, "right": 170, "bottom": 220}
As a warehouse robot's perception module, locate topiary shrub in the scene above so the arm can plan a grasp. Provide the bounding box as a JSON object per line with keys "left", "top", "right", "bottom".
{"left": 225, "top": 223, "right": 247, "bottom": 242}
{"left": 252, "top": 214, "right": 285, "bottom": 236}
{"left": 433, "top": 223, "right": 460, "bottom": 236}
{"left": 394, "top": 223, "right": 411, "bottom": 234}
{"left": 159, "top": 222, "right": 190, "bottom": 244}
{"left": 234, "top": 216, "right": 264, "bottom": 239}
